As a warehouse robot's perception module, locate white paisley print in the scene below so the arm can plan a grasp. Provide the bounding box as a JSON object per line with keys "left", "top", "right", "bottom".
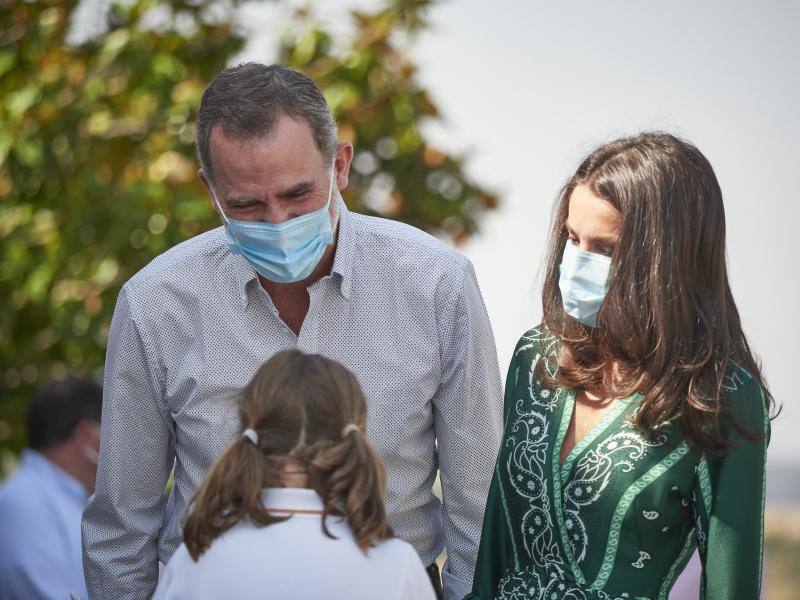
{"left": 564, "top": 430, "right": 667, "bottom": 564}
{"left": 495, "top": 566, "right": 629, "bottom": 600}
{"left": 505, "top": 331, "right": 568, "bottom": 580}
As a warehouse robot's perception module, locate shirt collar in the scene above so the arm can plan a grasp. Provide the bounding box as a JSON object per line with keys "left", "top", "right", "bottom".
{"left": 228, "top": 197, "right": 356, "bottom": 309}
{"left": 330, "top": 197, "right": 354, "bottom": 300}
{"left": 21, "top": 448, "right": 88, "bottom": 503}
{"left": 260, "top": 487, "right": 325, "bottom": 512}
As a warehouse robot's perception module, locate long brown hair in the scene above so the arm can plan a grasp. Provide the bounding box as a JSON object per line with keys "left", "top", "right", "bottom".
{"left": 183, "top": 350, "right": 393, "bottom": 560}
{"left": 540, "top": 132, "right": 775, "bottom": 455}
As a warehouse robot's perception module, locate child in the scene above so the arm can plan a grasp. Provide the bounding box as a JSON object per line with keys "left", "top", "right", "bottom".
{"left": 153, "top": 350, "right": 436, "bottom": 599}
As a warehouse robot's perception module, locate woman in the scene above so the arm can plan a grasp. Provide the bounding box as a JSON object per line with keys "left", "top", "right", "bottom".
{"left": 469, "top": 133, "right": 773, "bottom": 600}
{"left": 153, "top": 349, "right": 435, "bottom": 600}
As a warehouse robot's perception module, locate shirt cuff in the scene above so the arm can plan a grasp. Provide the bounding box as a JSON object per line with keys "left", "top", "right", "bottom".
{"left": 441, "top": 561, "right": 472, "bottom": 600}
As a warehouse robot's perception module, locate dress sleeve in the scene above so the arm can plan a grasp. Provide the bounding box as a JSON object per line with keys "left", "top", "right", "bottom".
{"left": 691, "top": 368, "right": 769, "bottom": 600}
{"left": 466, "top": 338, "right": 528, "bottom": 600}
{"left": 81, "top": 285, "right": 176, "bottom": 599}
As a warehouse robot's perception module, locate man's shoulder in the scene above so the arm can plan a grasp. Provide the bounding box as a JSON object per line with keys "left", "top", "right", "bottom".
{"left": 349, "top": 212, "right": 470, "bottom": 273}
{"left": 123, "top": 227, "right": 228, "bottom": 295}
{"left": 0, "top": 465, "right": 48, "bottom": 522}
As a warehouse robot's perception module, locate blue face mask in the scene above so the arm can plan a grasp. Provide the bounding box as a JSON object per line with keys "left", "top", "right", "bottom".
{"left": 214, "top": 161, "right": 336, "bottom": 284}
{"left": 558, "top": 242, "right": 612, "bottom": 327}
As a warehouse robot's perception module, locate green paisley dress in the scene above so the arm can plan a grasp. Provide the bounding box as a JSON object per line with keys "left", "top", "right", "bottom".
{"left": 467, "top": 326, "right": 768, "bottom": 600}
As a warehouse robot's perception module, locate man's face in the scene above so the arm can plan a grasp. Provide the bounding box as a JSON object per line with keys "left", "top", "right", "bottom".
{"left": 200, "top": 114, "right": 352, "bottom": 225}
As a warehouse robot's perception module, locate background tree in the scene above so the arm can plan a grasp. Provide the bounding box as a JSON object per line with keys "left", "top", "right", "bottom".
{"left": 0, "top": 0, "right": 497, "bottom": 470}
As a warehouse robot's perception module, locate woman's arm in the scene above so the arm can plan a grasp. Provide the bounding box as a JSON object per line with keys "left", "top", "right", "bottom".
{"left": 692, "top": 368, "right": 769, "bottom": 600}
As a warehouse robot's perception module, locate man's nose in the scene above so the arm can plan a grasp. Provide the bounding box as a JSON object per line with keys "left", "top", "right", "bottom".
{"left": 259, "top": 202, "right": 292, "bottom": 224}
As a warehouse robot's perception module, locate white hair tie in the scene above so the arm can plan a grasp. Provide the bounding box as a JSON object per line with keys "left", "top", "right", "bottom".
{"left": 341, "top": 423, "right": 360, "bottom": 438}
{"left": 241, "top": 428, "right": 259, "bottom": 445}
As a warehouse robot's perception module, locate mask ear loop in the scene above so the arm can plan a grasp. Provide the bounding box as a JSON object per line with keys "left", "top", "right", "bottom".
{"left": 325, "top": 157, "right": 337, "bottom": 208}
{"left": 210, "top": 188, "right": 231, "bottom": 225}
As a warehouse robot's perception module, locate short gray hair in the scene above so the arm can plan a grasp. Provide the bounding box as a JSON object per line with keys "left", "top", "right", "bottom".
{"left": 195, "top": 63, "right": 339, "bottom": 183}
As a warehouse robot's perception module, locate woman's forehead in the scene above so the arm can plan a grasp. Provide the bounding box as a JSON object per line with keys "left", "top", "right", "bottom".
{"left": 566, "top": 185, "right": 621, "bottom": 235}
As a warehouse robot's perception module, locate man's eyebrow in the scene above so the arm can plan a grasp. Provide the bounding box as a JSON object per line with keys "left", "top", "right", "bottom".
{"left": 224, "top": 196, "right": 261, "bottom": 208}
{"left": 276, "top": 181, "right": 316, "bottom": 198}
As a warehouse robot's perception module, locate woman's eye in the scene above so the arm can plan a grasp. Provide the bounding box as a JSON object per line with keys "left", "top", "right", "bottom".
{"left": 568, "top": 237, "right": 579, "bottom": 245}
{"left": 599, "top": 246, "right": 614, "bottom": 256}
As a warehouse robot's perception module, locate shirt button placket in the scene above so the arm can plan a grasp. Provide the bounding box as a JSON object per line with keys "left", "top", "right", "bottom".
{"left": 297, "top": 281, "right": 324, "bottom": 354}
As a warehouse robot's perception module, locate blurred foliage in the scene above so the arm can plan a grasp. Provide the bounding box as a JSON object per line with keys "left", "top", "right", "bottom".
{"left": 0, "top": 0, "right": 497, "bottom": 463}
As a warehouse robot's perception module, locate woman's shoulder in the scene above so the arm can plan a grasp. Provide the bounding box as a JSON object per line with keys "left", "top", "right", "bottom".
{"left": 721, "top": 363, "right": 770, "bottom": 435}
{"left": 511, "top": 323, "right": 559, "bottom": 364}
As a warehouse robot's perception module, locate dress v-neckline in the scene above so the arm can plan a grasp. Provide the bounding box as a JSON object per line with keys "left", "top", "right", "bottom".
{"left": 557, "top": 391, "right": 638, "bottom": 484}
{"left": 548, "top": 389, "right": 638, "bottom": 586}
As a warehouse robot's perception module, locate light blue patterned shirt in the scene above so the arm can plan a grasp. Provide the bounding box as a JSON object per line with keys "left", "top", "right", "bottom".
{"left": 0, "top": 450, "right": 89, "bottom": 600}
{"left": 81, "top": 200, "right": 503, "bottom": 600}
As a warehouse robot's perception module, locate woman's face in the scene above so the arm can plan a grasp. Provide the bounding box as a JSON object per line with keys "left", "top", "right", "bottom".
{"left": 565, "top": 184, "right": 622, "bottom": 257}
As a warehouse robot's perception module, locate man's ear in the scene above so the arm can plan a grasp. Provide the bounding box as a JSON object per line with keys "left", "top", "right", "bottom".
{"left": 334, "top": 142, "right": 354, "bottom": 190}
{"left": 198, "top": 169, "right": 221, "bottom": 213}
{"left": 198, "top": 169, "right": 212, "bottom": 195}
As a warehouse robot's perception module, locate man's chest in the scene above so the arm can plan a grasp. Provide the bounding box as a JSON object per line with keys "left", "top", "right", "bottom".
{"left": 159, "top": 298, "right": 442, "bottom": 473}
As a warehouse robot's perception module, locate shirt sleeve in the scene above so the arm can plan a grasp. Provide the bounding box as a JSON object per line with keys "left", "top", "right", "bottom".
{"left": 691, "top": 367, "right": 769, "bottom": 600}
{"left": 432, "top": 257, "right": 504, "bottom": 600}
{"left": 81, "top": 285, "right": 175, "bottom": 600}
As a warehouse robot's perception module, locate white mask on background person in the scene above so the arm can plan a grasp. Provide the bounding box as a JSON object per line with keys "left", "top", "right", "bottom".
{"left": 558, "top": 242, "right": 612, "bottom": 327}
{"left": 82, "top": 443, "right": 99, "bottom": 466}
{"left": 81, "top": 421, "right": 101, "bottom": 466}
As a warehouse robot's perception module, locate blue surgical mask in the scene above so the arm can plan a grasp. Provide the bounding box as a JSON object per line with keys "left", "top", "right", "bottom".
{"left": 214, "top": 161, "right": 336, "bottom": 283}
{"left": 558, "top": 242, "right": 612, "bottom": 327}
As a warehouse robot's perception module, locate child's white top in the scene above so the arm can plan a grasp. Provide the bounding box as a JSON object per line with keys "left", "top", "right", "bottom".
{"left": 152, "top": 487, "right": 436, "bottom": 600}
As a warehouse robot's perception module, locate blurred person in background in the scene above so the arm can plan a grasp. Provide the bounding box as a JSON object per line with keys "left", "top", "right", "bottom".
{"left": 469, "top": 133, "right": 773, "bottom": 600}
{"left": 82, "top": 63, "right": 502, "bottom": 600}
{"left": 153, "top": 349, "right": 436, "bottom": 600}
{"left": 0, "top": 377, "right": 102, "bottom": 600}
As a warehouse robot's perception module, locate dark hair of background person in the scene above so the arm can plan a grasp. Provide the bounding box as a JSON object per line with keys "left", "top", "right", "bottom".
{"left": 27, "top": 377, "right": 103, "bottom": 451}
{"left": 195, "top": 62, "right": 339, "bottom": 187}
{"left": 538, "top": 131, "right": 776, "bottom": 456}
{"left": 183, "top": 349, "right": 393, "bottom": 560}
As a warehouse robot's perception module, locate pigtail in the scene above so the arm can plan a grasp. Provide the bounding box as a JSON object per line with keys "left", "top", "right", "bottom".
{"left": 305, "top": 428, "right": 393, "bottom": 552}
{"left": 183, "top": 436, "right": 287, "bottom": 560}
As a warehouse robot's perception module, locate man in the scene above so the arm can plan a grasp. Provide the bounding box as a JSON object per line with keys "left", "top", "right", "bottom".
{"left": 0, "top": 377, "right": 102, "bottom": 600}
{"left": 82, "top": 63, "right": 502, "bottom": 600}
